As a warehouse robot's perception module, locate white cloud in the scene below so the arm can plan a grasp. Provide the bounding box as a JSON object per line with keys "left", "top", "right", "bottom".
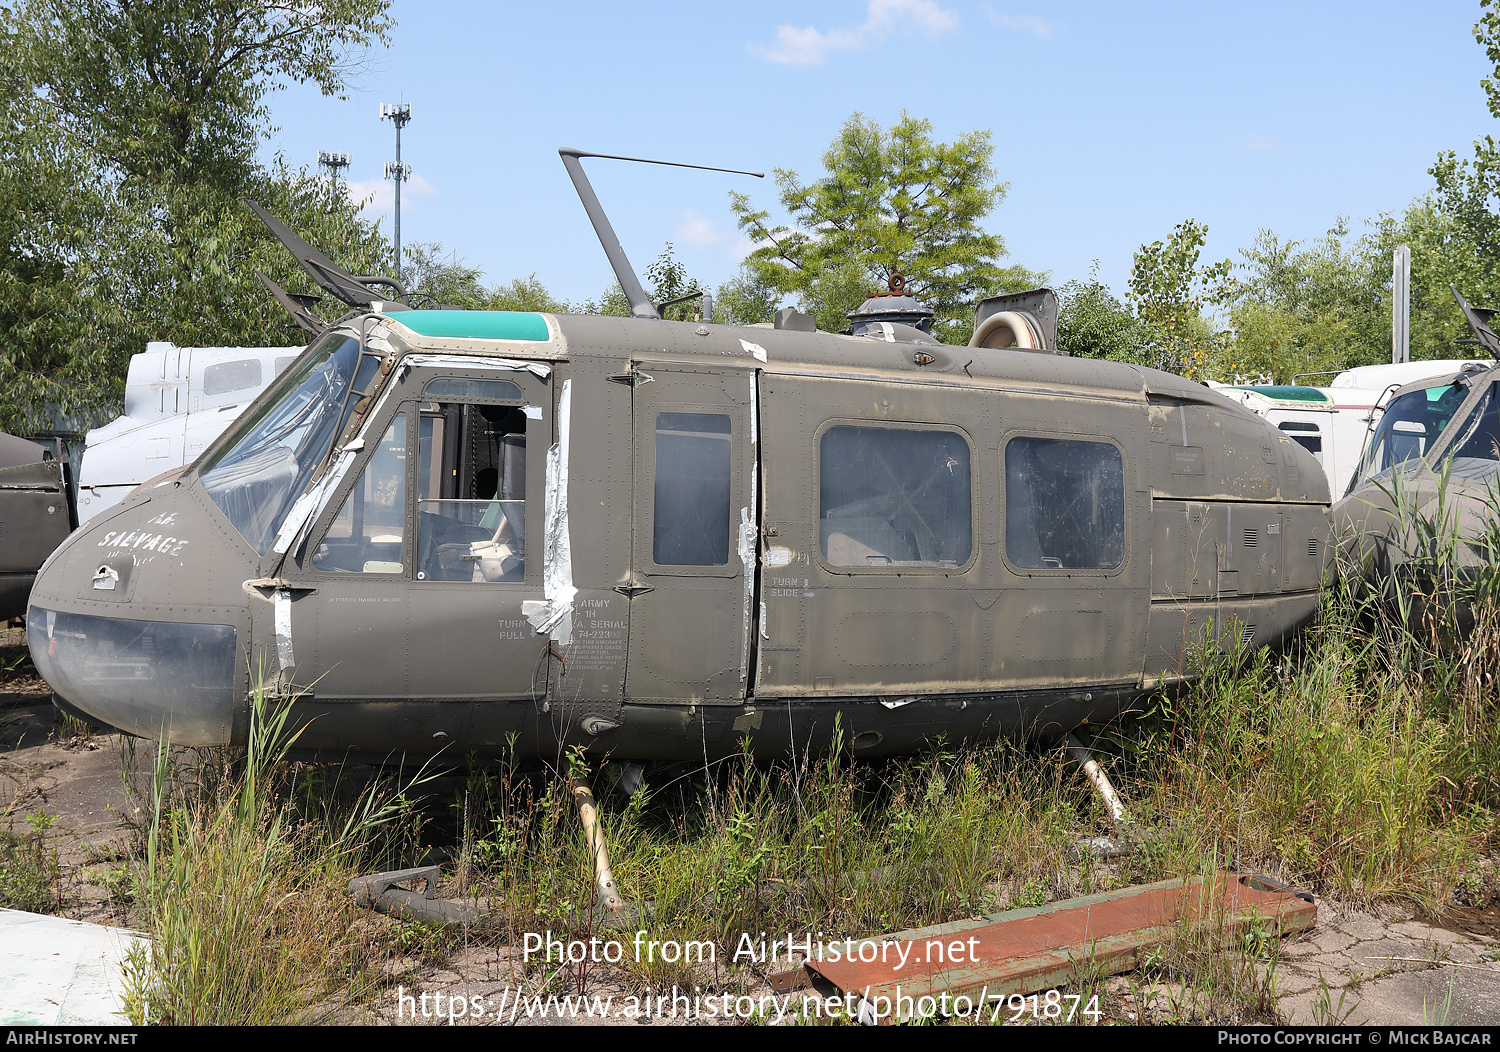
{"left": 983, "top": 8, "right": 1060, "bottom": 36}
{"left": 750, "top": 0, "right": 959, "bottom": 66}
{"left": 344, "top": 172, "right": 437, "bottom": 215}
{"left": 729, "top": 233, "right": 760, "bottom": 263}
{"left": 675, "top": 210, "right": 727, "bottom": 248}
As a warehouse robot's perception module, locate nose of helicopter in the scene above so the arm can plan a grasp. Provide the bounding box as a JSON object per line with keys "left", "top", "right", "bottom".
{"left": 25, "top": 476, "right": 254, "bottom": 747}
{"left": 29, "top": 607, "right": 239, "bottom": 745}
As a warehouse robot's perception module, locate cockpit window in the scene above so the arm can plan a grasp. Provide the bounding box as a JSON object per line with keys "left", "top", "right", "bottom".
{"left": 201, "top": 332, "right": 380, "bottom": 554}
{"left": 313, "top": 412, "right": 408, "bottom": 574}
{"left": 1348, "top": 381, "right": 1470, "bottom": 494}
{"left": 1442, "top": 381, "right": 1500, "bottom": 477}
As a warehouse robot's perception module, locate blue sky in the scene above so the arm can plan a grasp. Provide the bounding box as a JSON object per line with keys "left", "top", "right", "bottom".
{"left": 263, "top": 1, "right": 1499, "bottom": 310}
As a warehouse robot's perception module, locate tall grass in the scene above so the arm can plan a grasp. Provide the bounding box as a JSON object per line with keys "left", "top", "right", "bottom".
{"left": 458, "top": 729, "right": 1113, "bottom": 995}
{"left": 1109, "top": 614, "right": 1480, "bottom": 908}
{"left": 117, "top": 468, "right": 1500, "bottom": 1023}
{"left": 122, "top": 686, "right": 423, "bottom": 1025}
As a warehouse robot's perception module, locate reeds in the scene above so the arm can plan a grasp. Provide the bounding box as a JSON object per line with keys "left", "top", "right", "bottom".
{"left": 122, "top": 684, "right": 426, "bottom": 1025}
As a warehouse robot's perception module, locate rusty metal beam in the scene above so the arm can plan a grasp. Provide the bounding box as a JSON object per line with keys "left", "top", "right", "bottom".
{"left": 769, "top": 871, "right": 1315, "bottom": 1024}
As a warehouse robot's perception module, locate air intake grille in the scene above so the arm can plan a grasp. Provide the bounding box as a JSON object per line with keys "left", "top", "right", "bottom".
{"left": 1243, "top": 528, "right": 1258, "bottom": 548}
{"left": 1308, "top": 538, "right": 1319, "bottom": 558}
{"left": 1241, "top": 624, "right": 1257, "bottom": 646}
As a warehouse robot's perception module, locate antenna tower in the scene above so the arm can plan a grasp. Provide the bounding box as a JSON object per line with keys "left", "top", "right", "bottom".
{"left": 317, "top": 150, "right": 350, "bottom": 184}
{"left": 380, "top": 103, "right": 413, "bottom": 280}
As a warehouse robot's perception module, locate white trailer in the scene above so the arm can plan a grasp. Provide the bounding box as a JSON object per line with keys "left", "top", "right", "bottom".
{"left": 1212, "top": 359, "right": 1490, "bottom": 499}
{"left": 75, "top": 342, "right": 301, "bottom": 523}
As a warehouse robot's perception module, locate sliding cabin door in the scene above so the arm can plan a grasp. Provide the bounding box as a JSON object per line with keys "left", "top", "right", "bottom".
{"left": 756, "top": 374, "right": 992, "bottom": 700}
{"left": 623, "top": 365, "right": 757, "bottom": 706}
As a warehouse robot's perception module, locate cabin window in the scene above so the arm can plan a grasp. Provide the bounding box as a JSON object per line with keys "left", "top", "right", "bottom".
{"left": 654, "top": 413, "right": 732, "bottom": 566}
{"left": 203, "top": 358, "right": 263, "bottom": 397}
{"left": 1278, "top": 421, "right": 1324, "bottom": 462}
{"left": 818, "top": 426, "right": 972, "bottom": 568}
{"left": 312, "top": 412, "right": 408, "bottom": 573}
{"left": 422, "top": 378, "right": 523, "bottom": 402}
{"left": 411, "top": 388, "right": 529, "bottom": 583}
{"left": 1005, "top": 437, "right": 1124, "bottom": 571}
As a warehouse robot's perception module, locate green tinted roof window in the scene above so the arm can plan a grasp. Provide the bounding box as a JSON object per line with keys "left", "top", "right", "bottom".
{"left": 394, "top": 310, "right": 551, "bottom": 342}
{"left": 1229, "top": 385, "right": 1331, "bottom": 403}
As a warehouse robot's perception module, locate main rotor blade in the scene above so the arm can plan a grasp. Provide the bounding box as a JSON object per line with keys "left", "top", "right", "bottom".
{"left": 246, "top": 199, "right": 386, "bottom": 309}
{"left": 1451, "top": 286, "right": 1500, "bottom": 360}
{"left": 256, "top": 272, "right": 328, "bottom": 336}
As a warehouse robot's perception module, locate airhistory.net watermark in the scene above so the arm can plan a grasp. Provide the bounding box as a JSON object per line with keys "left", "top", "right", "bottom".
{"left": 395, "top": 983, "right": 1034, "bottom": 1024}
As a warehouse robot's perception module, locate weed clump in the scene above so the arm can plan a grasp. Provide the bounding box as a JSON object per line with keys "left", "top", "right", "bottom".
{"left": 0, "top": 810, "right": 59, "bottom": 913}
{"left": 122, "top": 687, "right": 425, "bottom": 1025}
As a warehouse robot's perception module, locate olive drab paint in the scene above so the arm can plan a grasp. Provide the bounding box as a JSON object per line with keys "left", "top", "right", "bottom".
{"left": 28, "top": 302, "right": 1332, "bottom": 763}
{"left": 26, "top": 163, "right": 1334, "bottom": 764}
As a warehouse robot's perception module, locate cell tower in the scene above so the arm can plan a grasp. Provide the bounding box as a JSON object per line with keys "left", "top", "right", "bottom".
{"left": 317, "top": 150, "right": 350, "bottom": 182}
{"left": 380, "top": 103, "right": 413, "bottom": 281}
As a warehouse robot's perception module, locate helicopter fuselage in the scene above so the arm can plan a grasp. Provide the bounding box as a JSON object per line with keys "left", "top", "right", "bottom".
{"left": 28, "top": 308, "right": 1331, "bottom": 764}
{"left": 1334, "top": 362, "right": 1500, "bottom": 627}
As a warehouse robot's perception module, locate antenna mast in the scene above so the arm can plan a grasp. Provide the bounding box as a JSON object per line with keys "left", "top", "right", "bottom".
{"left": 1392, "top": 244, "right": 1410, "bottom": 365}
{"left": 558, "top": 148, "right": 762, "bottom": 320}
{"left": 317, "top": 150, "right": 350, "bottom": 184}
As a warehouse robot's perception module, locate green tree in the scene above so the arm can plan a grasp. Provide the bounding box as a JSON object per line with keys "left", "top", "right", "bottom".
{"left": 0, "top": 0, "right": 394, "bottom": 431}
{"left": 1056, "top": 263, "right": 1141, "bottom": 361}
{"left": 1127, "top": 219, "right": 1233, "bottom": 377}
{"left": 402, "top": 242, "right": 490, "bottom": 309}
{"left": 714, "top": 265, "right": 781, "bottom": 326}
{"left": 1393, "top": 148, "right": 1500, "bottom": 357}
{"left": 486, "top": 274, "right": 570, "bottom": 315}
{"left": 578, "top": 244, "right": 706, "bottom": 320}
{"left": 1477, "top": 0, "right": 1500, "bottom": 119}
{"left": 1226, "top": 222, "right": 1390, "bottom": 383}
{"left": 729, "top": 112, "right": 1043, "bottom": 343}
{"left": 577, "top": 282, "right": 633, "bottom": 319}
{"left": 0, "top": 85, "right": 117, "bottom": 429}
{"left": 390, "top": 241, "right": 575, "bottom": 314}
{"left": 644, "top": 243, "right": 706, "bottom": 322}
{"left": 5, "top": 0, "right": 392, "bottom": 190}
